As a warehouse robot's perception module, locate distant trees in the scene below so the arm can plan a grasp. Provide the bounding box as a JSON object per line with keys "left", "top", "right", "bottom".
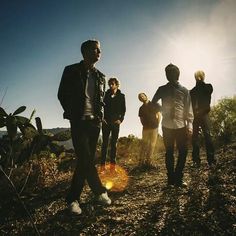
{"left": 210, "top": 96, "right": 236, "bottom": 147}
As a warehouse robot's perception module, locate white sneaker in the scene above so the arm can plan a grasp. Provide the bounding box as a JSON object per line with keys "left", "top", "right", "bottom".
{"left": 97, "top": 192, "right": 111, "bottom": 205}
{"left": 69, "top": 200, "right": 82, "bottom": 215}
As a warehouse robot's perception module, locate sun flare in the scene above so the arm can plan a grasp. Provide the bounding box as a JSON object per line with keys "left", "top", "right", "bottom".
{"left": 161, "top": 26, "right": 225, "bottom": 90}
{"left": 97, "top": 164, "right": 129, "bottom": 192}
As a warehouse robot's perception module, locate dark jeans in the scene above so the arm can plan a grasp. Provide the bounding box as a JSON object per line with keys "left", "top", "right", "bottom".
{"left": 101, "top": 123, "right": 120, "bottom": 165}
{"left": 66, "top": 120, "right": 106, "bottom": 204}
{"left": 162, "top": 127, "right": 188, "bottom": 185}
{"left": 192, "top": 115, "right": 215, "bottom": 165}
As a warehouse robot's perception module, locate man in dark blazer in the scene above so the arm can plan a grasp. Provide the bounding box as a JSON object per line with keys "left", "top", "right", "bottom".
{"left": 190, "top": 70, "right": 215, "bottom": 167}
{"left": 58, "top": 39, "right": 111, "bottom": 215}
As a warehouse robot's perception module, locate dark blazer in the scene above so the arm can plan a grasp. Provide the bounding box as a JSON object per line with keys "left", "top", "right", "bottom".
{"left": 190, "top": 81, "right": 213, "bottom": 117}
{"left": 103, "top": 89, "right": 126, "bottom": 123}
{"left": 58, "top": 61, "right": 106, "bottom": 121}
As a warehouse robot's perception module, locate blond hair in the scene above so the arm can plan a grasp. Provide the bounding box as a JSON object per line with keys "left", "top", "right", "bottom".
{"left": 194, "top": 70, "right": 205, "bottom": 81}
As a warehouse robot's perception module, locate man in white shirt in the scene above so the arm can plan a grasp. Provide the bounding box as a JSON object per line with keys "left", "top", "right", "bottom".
{"left": 152, "top": 64, "right": 193, "bottom": 187}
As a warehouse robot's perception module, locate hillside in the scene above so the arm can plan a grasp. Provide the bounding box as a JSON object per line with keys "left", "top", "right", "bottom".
{"left": 0, "top": 143, "right": 235, "bottom": 235}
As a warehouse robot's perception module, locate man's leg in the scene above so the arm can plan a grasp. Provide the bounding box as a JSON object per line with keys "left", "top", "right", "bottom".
{"left": 162, "top": 127, "right": 175, "bottom": 185}
{"left": 101, "top": 123, "right": 111, "bottom": 165}
{"left": 86, "top": 121, "right": 107, "bottom": 194}
{"left": 110, "top": 124, "right": 120, "bottom": 165}
{"left": 139, "top": 128, "right": 148, "bottom": 165}
{"left": 67, "top": 120, "right": 106, "bottom": 205}
{"left": 192, "top": 119, "right": 201, "bottom": 165}
{"left": 175, "top": 127, "right": 188, "bottom": 186}
{"left": 66, "top": 120, "right": 87, "bottom": 204}
{"left": 149, "top": 128, "right": 158, "bottom": 160}
{"left": 201, "top": 115, "right": 215, "bottom": 165}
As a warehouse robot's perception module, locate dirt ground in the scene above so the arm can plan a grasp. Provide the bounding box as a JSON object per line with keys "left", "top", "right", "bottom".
{"left": 0, "top": 143, "right": 235, "bottom": 235}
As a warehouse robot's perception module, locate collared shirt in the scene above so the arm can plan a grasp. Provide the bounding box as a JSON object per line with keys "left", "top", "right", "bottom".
{"left": 152, "top": 82, "right": 193, "bottom": 130}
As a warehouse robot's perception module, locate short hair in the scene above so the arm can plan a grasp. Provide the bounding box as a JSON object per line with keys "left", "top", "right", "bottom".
{"left": 138, "top": 92, "right": 147, "bottom": 101}
{"left": 81, "top": 39, "right": 100, "bottom": 57}
{"left": 108, "top": 77, "right": 120, "bottom": 87}
{"left": 165, "top": 63, "right": 180, "bottom": 82}
{"left": 194, "top": 70, "right": 205, "bottom": 81}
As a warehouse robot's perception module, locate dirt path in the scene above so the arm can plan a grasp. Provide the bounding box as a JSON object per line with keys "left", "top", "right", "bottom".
{"left": 0, "top": 145, "right": 235, "bottom": 235}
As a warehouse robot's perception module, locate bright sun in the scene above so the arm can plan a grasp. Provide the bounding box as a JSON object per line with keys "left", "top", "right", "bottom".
{"left": 162, "top": 28, "right": 224, "bottom": 90}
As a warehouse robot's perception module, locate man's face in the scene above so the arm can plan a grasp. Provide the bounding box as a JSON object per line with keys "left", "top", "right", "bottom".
{"left": 109, "top": 81, "right": 118, "bottom": 91}
{"left": 139, "top": 93, "right": 147, "bottom": 103}
{"left": 85, "top": 42, "right": 101, "bottom": 63}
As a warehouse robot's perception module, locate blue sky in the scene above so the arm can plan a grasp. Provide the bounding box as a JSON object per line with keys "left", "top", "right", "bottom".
{"left": 0, "top": 0, "right": 235, "bottom": 137}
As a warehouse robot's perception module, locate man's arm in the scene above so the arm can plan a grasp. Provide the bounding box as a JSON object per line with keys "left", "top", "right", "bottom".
{"left": 156, "top": 111, "right": 161, "bottom": 126}
{"left": 120, "top": 94, "right": 126, "bottom": 122}
{"left": 185, "top": 91, "right": 194, "bottom": 134}
{"left": 139, "top": 117, "right": 145, "bottom": 126}
{"left": 152, "top": 87, "right": 162, "bottom": 110}
{"left": 58, "top": 66, "right": 71, "bottom": 114}
{"left": 114, "top": 94, "right": 126, "bottom": 124}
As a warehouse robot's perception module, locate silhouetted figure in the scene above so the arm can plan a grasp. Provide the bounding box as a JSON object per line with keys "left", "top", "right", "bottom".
{"left": 58, "top": 39, "right": 111, "bottom": 215}
{"left": 190, "top": 70, "right": 215, "bottom": 167}
{"left": 100, "top": 78, "right": 126, "bottom": 171}
{"left": 138, "top": 92, "right": 161, "bottom": 166}
{"left": 152, "top": 64, "right": 193, "bottom": 187}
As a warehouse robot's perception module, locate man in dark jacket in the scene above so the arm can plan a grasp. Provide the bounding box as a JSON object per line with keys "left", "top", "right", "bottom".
{"left": 58, "top": 39, "right": 111, "bottom": 215}
{"left": 190, "top": 70, "right": 215, "bottom": 167}
{"left": 152, "top": 64, "right": 193, "bottom": 187}
{"left": 100, "top": 78, "right": 126, "bottom": 171}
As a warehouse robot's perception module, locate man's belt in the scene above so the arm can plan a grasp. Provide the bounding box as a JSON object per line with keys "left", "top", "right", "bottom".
{"left": 81, "top": 115, "right": 95, "bottom": 120}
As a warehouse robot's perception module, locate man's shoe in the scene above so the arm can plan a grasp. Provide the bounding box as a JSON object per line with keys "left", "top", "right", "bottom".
{"left": 97, "top": 192, "right": 111, "bottom": 205}
{"left": 69, "top": 200, "right": 82, "bottom": 215}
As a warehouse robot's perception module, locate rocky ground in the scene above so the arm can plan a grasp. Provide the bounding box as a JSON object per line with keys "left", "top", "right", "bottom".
{"left": 0, "top": 143, "right": 235, "bottom": 235}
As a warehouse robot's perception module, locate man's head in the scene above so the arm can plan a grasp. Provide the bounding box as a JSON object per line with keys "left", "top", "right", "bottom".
{"left": 194, "top": 70, "right": 205, "bottom": 82}
{"left": 81, "top": 39, "right": 101, "bottom": 64}
{"left": 165, "top": 63, "right": 180, "bottom": 83}
{"left": 108, "top": 77, "right": 120, "bottom": 92}
{"left": 138, "top": 93, "right": 148, "bottom": 103}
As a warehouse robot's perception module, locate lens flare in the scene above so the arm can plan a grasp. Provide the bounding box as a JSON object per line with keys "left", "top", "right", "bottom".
{"left": 97, "top": 164, "right": 129, "bottom": 192}
{"left": 105, "top": 181, "right": 113, "bottom": 190}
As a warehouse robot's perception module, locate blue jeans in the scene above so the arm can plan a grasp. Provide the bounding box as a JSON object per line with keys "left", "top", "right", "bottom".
{"left": 162, "top": 127, "right": 188, "bottom": 185}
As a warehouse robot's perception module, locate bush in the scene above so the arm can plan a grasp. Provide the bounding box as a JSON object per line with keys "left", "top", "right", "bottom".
{"left": 210, "top": 96, "right": 236, "bottom": 147}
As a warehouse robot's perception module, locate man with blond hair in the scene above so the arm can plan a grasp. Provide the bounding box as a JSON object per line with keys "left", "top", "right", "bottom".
{"left": 138, "top": 92, "right": 161, "bottom": 166}
{"left": 190, "top": 70, "right": 215, "bottom": 168}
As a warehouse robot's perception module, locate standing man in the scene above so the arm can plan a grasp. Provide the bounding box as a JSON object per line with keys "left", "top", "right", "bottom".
{"left": 190, "top": 70, "right": 215, "bottom": 167}
{"left": 152, "top": 64, "right": 193, "bottom": 187}
{"left": 58, "top": 39, "right": 111, "bottom": 215}
{"left": 100, "top": 78, "right": 126, "bottom": 171}
{"left": 138, "top": 92, "right": 161, "bottom": 166}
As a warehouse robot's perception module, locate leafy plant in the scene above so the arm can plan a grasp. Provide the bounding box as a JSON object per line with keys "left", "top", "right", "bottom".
{"left": 210, "top": 96, "right": 236, "bottom": 147}
{"left": 0, "top": 106, "right": 36, "bottom": 169}
{"left": 30, "top": 117, "right": 71, "bottom": 156}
